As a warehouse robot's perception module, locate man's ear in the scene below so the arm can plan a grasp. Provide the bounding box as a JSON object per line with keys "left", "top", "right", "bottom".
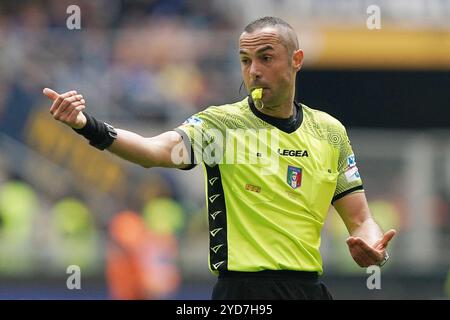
{"left": 293, "top": 49, "right": 304, "bottom": 71}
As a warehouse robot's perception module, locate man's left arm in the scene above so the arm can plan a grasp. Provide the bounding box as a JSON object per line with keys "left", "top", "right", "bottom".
{"left": 333, "top": 192, "right": 396, "bottom": 267}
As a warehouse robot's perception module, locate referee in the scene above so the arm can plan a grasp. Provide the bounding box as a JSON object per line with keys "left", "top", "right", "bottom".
{"left": 43, "top": 16, "right": 396, "bottom": 300}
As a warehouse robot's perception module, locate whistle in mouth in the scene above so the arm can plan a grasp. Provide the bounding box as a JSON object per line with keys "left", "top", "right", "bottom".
{"left": 251, "top": 88, "right": 263, "bottom": 101}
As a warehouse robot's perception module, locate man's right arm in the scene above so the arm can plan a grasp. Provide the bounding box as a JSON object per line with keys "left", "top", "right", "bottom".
{"left": 43, "top": 88, "right": 191, "bottom": 169}
{"left": 108, "top": 129, "right": 189, "bottom": 169}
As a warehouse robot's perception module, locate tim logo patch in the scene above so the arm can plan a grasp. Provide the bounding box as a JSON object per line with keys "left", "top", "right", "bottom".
{"left": 287, "top": 166, "right": 302, "bottom": 189}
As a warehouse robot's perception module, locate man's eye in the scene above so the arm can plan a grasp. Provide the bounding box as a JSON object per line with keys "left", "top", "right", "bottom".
{"left": 263, "top": 56, "right": 272, "bottom": 62}
{"left": 241, "top": 59, "right": 249, "bottom": 64}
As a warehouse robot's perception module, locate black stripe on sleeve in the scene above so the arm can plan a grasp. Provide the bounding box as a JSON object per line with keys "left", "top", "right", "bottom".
{"left": 173, "top": 128, "right": 197, "bottom": 170}
{"left": 332, "top": 185, "right": 364, "bottom": 204}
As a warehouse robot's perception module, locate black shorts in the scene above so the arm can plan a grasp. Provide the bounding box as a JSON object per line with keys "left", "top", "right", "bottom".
{"left": 211, "top": 270, "right": 333, "bottom": 300}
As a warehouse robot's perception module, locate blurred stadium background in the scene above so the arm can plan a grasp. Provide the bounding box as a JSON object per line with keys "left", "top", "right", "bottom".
{"left": 0, "top": 0, "right": 449, "bottom": 299}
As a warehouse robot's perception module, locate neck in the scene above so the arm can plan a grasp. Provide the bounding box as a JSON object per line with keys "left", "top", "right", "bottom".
{"left": 259, "top": 101, "right": 294, "bottom": 118}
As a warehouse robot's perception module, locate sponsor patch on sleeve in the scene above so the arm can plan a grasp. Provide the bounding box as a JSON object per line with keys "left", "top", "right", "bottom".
{"left": 347, "top": 154, "right": 356, "bottom": 167}
{"left": 345, "top": 165, "right": 361, "bottom": 183}
{"left": 182, "top": 116, "right": 203, "bottom": 125}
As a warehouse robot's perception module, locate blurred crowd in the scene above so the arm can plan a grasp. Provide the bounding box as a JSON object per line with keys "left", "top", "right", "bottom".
{"left": 0, "top": 0, "right": 243, "bottom": 134}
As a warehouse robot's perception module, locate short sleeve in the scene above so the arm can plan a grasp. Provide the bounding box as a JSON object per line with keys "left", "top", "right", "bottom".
{"left": 173, "top": 108, "right": 226, "bottom": 169}
{"left": 332, "top": 124, "right": 364, "bottom": 203}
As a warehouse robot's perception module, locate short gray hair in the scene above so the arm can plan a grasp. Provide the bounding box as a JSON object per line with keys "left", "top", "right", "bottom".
{"left": 243, "top": 16, "right": 299, "bottom": 54}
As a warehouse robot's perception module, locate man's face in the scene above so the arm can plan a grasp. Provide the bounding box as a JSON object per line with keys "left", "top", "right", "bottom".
{"left": 239, "top": 27, "right": 302, "bottom": 108}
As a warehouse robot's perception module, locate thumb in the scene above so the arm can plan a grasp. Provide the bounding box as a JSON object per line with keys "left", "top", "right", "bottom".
{"left": 376, "top": 229, "right": 396, "bottom": 250}
{"left": 43, "top": 88, "right": 59, "bottom": 101}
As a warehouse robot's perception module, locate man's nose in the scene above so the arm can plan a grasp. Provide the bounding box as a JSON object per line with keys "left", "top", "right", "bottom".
{"left": 249, "top": 62, "right": 262, "bottom": 80}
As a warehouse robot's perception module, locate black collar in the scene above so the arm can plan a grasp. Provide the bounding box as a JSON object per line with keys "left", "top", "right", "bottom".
{"left": 248, "top": 96, "right": 303, "bottom": 134}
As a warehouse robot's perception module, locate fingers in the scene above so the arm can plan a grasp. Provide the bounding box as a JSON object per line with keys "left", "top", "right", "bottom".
{"left": 347, "top": 237, "right": 384, "bottom": 267}
{"left": 53, "top": 100, "right": 84, "bottom": 121}
{"left": 354, "top": 237, "right": 384, "bottom": 262}
{"left": 59, "top": 100, "right": 85, "bottom": 120}
{"left": 348, "top": 242, "right": 370, "bottom": 267}
{"left": 65, "top": 104, "right": 85, "bottom": 124}
{"left": 43, "top": 88, "right": 59, "bottom": 100}
{"left": 49, "top": 90, "right": 78, "bottom": 115}
{"left": 55, "top": 94, "right": 84, "bottom": 116}
{"left": 51, "top": 92, "right": 86, "bottom": 126}
{"left": 377, "top": 229, "right": 396, "bottom": 250}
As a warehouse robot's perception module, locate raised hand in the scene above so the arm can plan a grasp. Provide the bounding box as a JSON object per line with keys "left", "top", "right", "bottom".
{"left": 43, "top": 88, "right": 87, "bottom": 129}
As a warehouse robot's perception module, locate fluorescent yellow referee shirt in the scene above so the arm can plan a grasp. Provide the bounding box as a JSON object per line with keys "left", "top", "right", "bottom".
{"left": 174, "top": 97, "right": 363, "bottom": 275}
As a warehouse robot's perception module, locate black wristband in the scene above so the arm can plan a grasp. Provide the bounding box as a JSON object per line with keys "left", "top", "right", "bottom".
{"left": 73, "top": 112, "right": 117, "bottom": 150}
